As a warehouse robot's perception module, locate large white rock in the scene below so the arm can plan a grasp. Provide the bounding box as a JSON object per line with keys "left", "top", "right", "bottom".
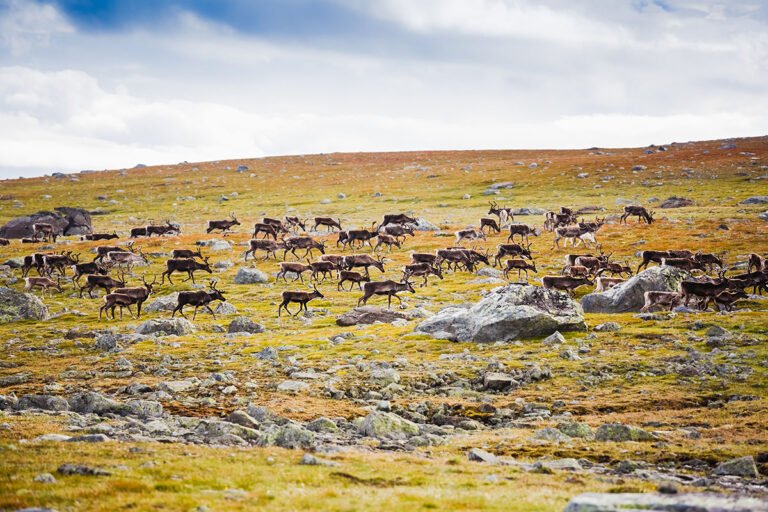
{"left": 581, "top": 266, "right": 688, "bottom": 313}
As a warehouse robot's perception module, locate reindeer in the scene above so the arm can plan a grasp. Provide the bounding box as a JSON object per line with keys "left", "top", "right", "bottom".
{"left": 336, "top": 231, "right": 350, "bottom": 250}
{"left": 346, "top": 223, "right": 379, "bottom": 250}
{"left": 244, "top": 239, "right": 285, "bottom": 261}
{"left": 313, "top": 217, "right": 343, "bottom": 232}
{"left": 380, "top": 214, "right": 417, "bottom": 228}
{"left": 253, "top": 223, "right": 279, "bottom": 240}
{"left": 172, "top": 280, "right": 227, "bottom": 320}
{"left": 310, "top": 261, "right": 337, "bottom": 282}
{"left": 358, "top": 280, "right": 415, "bottom": 308}
{"left": 565, "top": 265, "right": 591, "bottom": 278}
{"left": 747, "top": 253, "right": 767, "bottom": 273}
{"left": 171, "top": 248, "right": 204, "bottom": 260}
{"left": 319, "top": 254, "right": 346, "bottom": 275}
{"left": 542, "top": 276, "right": 593, "bottom": 295}
{"left": 146, "top": 221, "right": 180, "bottom": 237}
{"left": 710, "top": 290, "right": 748, "bottom": 312}
{"left": 455, "top": 228, "right": 486, "bottom": 245}
{"left": 640, "top": 291, "right": 683, "bottom": 312}
{"left": 161, "top": 257, "right": 213, "bottom": 284}
{"left": 337, "top": 270, "right": 370, "bottom": 291}
{"left": 42, "top": 252, "right": 79, "bottom": 276}
{"left": 595, "top": 261, "right": 633, "bottom": 278}
{"left": 660, "top": 257, "right": 707, "bottom": 273}
{"left": 402, "top": 263, "right": 443, "bottom": 287}
{"left": 693, "top": 252, "right": 723, "bottom": 272}
{"left": 206, "top": 213, "right": 240, "bottom": 234}
{"left": 410, "top": 252, "right": 437, "bottom": 266}
{"left": 381, "top": 224, "right": 415, "bottom": 243}
{"left": 488, "top": 201, "right": 514, "bottom": 225}
{"left": 23, "top": 276, "right": 62, "bottom": 296}
{"left": 374, "top": 234, "right": 401, "bottom": 252}
{"left": 73, "top": 260, "right": 111, "bottom": 283}
{"left": 99, "top": 292, "right": 139, "bottom": 320}
{"left": 129, "top": 227, "right": 147, "bottom": 238}
{"left": 544, "top": 209, "right": 576, "bottom": 232}
{"left": 112, "top": 275, "right": 156, "bottom": 318}
{"left": 436, "top": 248, "right": 475, "bottom": 272}
{"left": 620, "top": 205, "right": 654, "bottom": 224}
{"left": 0, "top": 238, "right": 9, "bottom": 246}
{"left": 282, "top": 236, "right": 326, "bottom": 260}
{"left": 262, "top": 218, "right": 289, "bottom": 234}
{"left": 508, "top": 224, "right": 540, "bottom": 243}
{"left": 342, "top": 254, "right": 385, "bottom": 277}
{"left": 278, "top": 285, "right": 324, "bottom": 317}
{"left": 503, "top": 259, "right": 537, "bottom": 280}
{"left": 493, "top": 243, "right": 533, "bottom": 267}
{"left": 552, "top": 225, "right": 598, "bottom": 249}
{"left": 105, "top": 248, "right": 148, "bottom": 270}
{"left": 479, "top": 218, "right": 501, "bottom": 234}
{"left": 21, "top": 238, "right": 42, "bottom": 244}
{"left": 277, "top": 262, "right": 312, "bottom": 283}
{"left": 730, "top": 270, "right": 768, "bottom": 295}
{"left": 679, "top": 272, "right": 732, "bottom": 307}
{"left": 595, "top": 277, "right": 625, "bottom": 292}
{"left": 21, "top": 253, "right": 53, "bottom": 277}
{"left": 32, "top": 222, "right": 57, "bottom": 242}
{"left": 82, "top": 232, "right": 119, "bottom": 241}
{"left": 637, "top": 250, "right": 694, "bottom": 273}
{"left": 94, "top": 243, "right": 133, "bottom": 263}
{"left": 284, "top": 216, "right": 307, "bottom": 232}
{"left": 79, "top": 272, "right": 126, "bottom": 298}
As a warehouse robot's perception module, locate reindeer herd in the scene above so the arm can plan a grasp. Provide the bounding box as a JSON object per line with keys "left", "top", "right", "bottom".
{"left": 2, "top": 200, "right": 766, "bottom": 323}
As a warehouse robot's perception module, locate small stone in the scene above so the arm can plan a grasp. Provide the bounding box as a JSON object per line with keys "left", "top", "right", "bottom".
{"left": 467, "top": 448, "right": 498, "bottom": 464}
{"left": 34, "top": 472, "right": 57, "bottom": 484}
{"left": 300, "top": 453, "right": 339, "bottom": 466}
{"left": 593, "top": 322, "right": 621, "bottom": 332}
{"left": 277, "top": 380, "right": 309, "bottom": 393}
{"left": 543, "top": 331, "right": 566, "bottom": 345}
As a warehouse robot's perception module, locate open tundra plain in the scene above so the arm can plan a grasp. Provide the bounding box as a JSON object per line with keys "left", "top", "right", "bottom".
{"left": 0, "top": 136, "right": 767, "bottom": 511}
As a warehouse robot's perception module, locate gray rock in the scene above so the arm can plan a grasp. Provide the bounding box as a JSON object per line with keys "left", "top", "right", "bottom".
{"left": 123, "top": 399, "right": 163, "bottom": 419}
{"left": 277, "top": 380, "right": 309, "bottom": 393}
{"left": 33, "top": 473, "right": 57, "bottom": 484}
{"left": 594, "top": 322, "right": 621, "bottom": 332}
{"left": 543, "top": 331, "right": 566, "bottom": 345}
{"left": 253, "top": 347, "right": 278, "bottom": 360}
{"left": 68, "top": 392, "right": 119, "bottom": 414}
{"left": 226, "top": 410, "right": 260, "bottom": 429}
{"left": 357, "top": 411, "right": 420, "bottom": 439}
{"left": 581, "top": 266, "right": 688, "bottom": 313}
{"left": 94, "top": 333, "right": 119, "bottom": 351}
{"left": 595, "top": 423, "right": 658, "bottom": 442}
{"left": 143, "top": 293, "right": 179, "bottom": 313}
{"left": 136, "top": 318, "right": 195, "bottom": 336}
{"left": 0, "top": 207, "right": 92, "bottom": 239}
{"left": 415, "top": 285, "right": 586, "bottom": 342}
{"left": 659, "top": 196, "right": 694, "bottom": 208}
{"left": 234, "top": 267, "right": 269, "bottom": 284}
{"left": 467, "top": 448, "right": 499, "bottom": 464}
{"left": 337, "top": 306, "right": 409, "bottom": 326}
{"left": 15, "top": 394, "right": 69, "bottom": 411}
{"left": 759, "top": 211, "right": 768, "bottom": 222}
{"left": 713, "top": 456, "right": 759, "bottom": 478}
{"left": 68, "top": 434, "right": 110, "bottom": 443}
{"left": 369, "top": 368, "right": 400, "bottom": 386}
{"left": 475, "top": 267, "right": 503, "bottom": 278}
{"left": 533, "top": 427, "right": 572, "bottom": 442}
{"left": 510, "top": 207, "right": 547, "bottom": 216}
{"left": 274, "top": 424, "right": 314, "bottom": 449}
{"left": 214, "top": 301, "right": 238, "bottom": 316}
{"left": 740, "top": 196, "right": 768, "bottom": 205}
{"left": 158, "top": 380, "right": 197, "bottom": 394}
{"left": 411, "top": 218, "right": 440, "bottom": 231}
{"left": 483, "top": 372, "right": 518, "bottom": 391}
{"left": 208, "top": 239, "right": 231, "bottom": 251}
{"left": 536, "top": 458, "right": 582, "bottom": 471}
{"left": 57, "top": 463, "right": 110, "bottom": 476}
{"left": 227, "top": 316, "right": 265, "bottom": 334}
{"left": 557, "top": 422, "right": 593, "bottom": 439}
{"left": 564, "top": 492, "right": 768, "bottom": 512}
{"left": 306, "top": 417, "right": 339, "bottom": 433}
{"left": 0, "top": 287, "right": 49, "bottom": 323}
{"left": 300, "top": 453, "right": 339, "bottom": 466}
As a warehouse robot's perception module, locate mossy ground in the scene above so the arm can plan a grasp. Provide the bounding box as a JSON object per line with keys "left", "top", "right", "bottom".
{"left": 0, "top": 137, "right": 767, "bottom": 511}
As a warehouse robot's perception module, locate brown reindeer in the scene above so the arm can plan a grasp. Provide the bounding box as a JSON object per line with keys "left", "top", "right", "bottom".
{"left": 277, "top": 262, "right": 312, "bottom": 283}
{"left": 640, "top": 291, "right": 683, "bottom": 312}
{"left": 402, "top": 263, "right": 443, "bottom": 287}
{"left": 747, "top": 253, "right": 767, "bottom": 273}
{"left": 244, "top": 239, "right": 285, "bottom": 261}
{"left": 112, "top": 275, "right": 156, "bottom": 318}
{"left": 282, "top": 236, "right": 326, "bottom": 260}
{"left": 0, "top": 238, "right": 9, "bottom": 246}
{"left": 508, "top": 224, "right": 540, "bottom": 243}
{"left": 262, "top": 217, "right": 289, "bottom": 234}
{"left": 337, "top": 270, "right": 370, "bottom": 291}
{"left": 381, "top": 224, "right": 415, "bottom": 243}
{"left": 284, "top": 216, "right": 307, "bottom": 232}
{"left": 637, "top": 249, "right": 694, "bottom": 273}
{"left": 343, "top": 254, "right": 386, "bottom": 276}
{"left": 82, "top": 232, "right": 119, "bottom": 241}
{"left": 455, "top": 228, "right": 486, "bottom": 245}
{"left": 32, "top": 222, "right": 57, "bottom": 242}
{"left": 22, "top": 252, "right": 53, "bottom": 277}
{"left": 79, "top": 272, "right": 126, "bottom": 298}
{"left": 278, "top": 285, "right": 324, "bottom": 317}
{"left": 207, "top": 213, "right": 241, "bottom": 234}
{"left": 620, "top": 205, "right": 654, "bottom": 224}
{"left": 253, "top": 223, "right": 279, "bottom": 240}
{"left": 99, "top": 292, "right": 139, "bottom": 320}
{"left": 503, "top": 259, "right": 537, "bottom": 280}
{"left": 42, "top": 252, "right": 79, "bottom": 276}
{"left": 595, "top": 277, "right": 625, "bottom": 292}
{"left": 24, "top": 276, "right": 62, "bottom": 296}
{"left": 679, "top": 273, "right": 732, "bottom": 307}
{"left": 346, "top": 223, "right": 379, "bottom": 250}
{"left": 313, "top": 217, "right": 343, "bottom": 232}
{"left": 374, "top": 234, "right": 401, "bottom": 252}
{"left": 488, "top": 201, "right": 514, "bottom": 225}
{"left": 479, "top": 218, "right": 501, "bottom": 234}
{"left": 380, "top": 213, "right": 417, "bottom": 228}
{"left": 171, "top": 248, "right": 204, "bottom": 260}
{"left": 146, "top": 221, "right": 180, "bottom": 237}
{"left": 172, "top": 280, "right": 227, "bottom": 320}
{"left": 161, "top": 257, "right": 213, "bottom": 284}
{"left": 542, "top": 275, "right": 593, "bottom": 295}
{"left": 73, "top": 260, "right": 111, "bottom": 283}
{"left": 493, "top": 243, "right": 533, "bottom": 267}
{"left": 410, "top": 252, "right": 437, "bottom": 266}
{"left": 130, "top": 227, "right": 148, "bottom": 238}
{"left": 358, "top": 280, "right": 415, "bottom": 308}
{"left": 310, "top": 261, "right": 337, "bottom": 283}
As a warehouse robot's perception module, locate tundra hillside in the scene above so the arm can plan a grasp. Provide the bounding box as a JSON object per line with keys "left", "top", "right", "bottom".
{"left": 0, "top": 136, "right": 767, "bottom": 511}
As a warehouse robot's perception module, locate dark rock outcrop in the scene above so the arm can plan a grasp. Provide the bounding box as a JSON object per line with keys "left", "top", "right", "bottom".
{"left": 0, "top": 207, "right": 92, "bottom": 238}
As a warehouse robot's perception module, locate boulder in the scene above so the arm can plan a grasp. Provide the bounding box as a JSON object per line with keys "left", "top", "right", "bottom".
{"left": 0, "top": 207, "right": 92, "bottom": 239}
{"left": 15, "top": 394, "right": 69, "bottom": 411}
{"left": 234, "top": 267, "right": 269, "bottom": 284}
{"left": 336, "top": 306, "right": 408, "bottom": 326}
{"left": 581, "top": 266, "right": 688, "bottom": 314}
{"left": 357, "top": 411, "right": 420, "bottom": 439}
{"left": 227, "top": 316, "right": 265, "bottom": 334}
{"left": 214, "top": 301, "right": 238, "bottom": 316}
{"left": 713, "top": 456, "right": 759, "bottom": 478}
{"left": 123, "top": 399, "right": 163, "bottom": 419}
{"left": 564, "top": 492, "right": 768, "bottom": 512}
{"left": 143, "top": 293, "right": 179, "bottom": 313}
{"left": 136, "top": 318, "right": 195, "bottom": 336}
{"left": 68, "top": 392, "right": 119, "bottom": 414}
{"left": 0, "top": 287, "right": 49, "bottom": 323}
{"left": 411, "top": 218, "right": 439, "bottom": 231}
{"left": 740, "top": 196, "right": 768, "bottom": 205}
{"left": 510, "top": 207, "right": 547, "bottom": 216}
{"left": 483, "top": 373, "right": 518, "bottom": 391}
{"left": 415, "top": 284, "right": 586, "bottom": 342}
{"left": 595, "top": 423, "right": 657, "bottom": 442}
{"left": 659, "top": 196, "right": 694, "bottom": 208}
{"left": 274, "top": 424, "right": 315, "bottom": 449}
{"left": 467, "top": 448, "right": 499, "bottom": 464}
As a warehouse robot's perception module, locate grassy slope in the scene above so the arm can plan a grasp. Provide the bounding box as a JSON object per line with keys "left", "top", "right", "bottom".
{"left": 0, "top": 136, "right": 767, "bottom": 511}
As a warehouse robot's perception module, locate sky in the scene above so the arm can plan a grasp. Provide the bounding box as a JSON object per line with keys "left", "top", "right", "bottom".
{"left": 0, "top": 0, "right": 766, "bottom": 178}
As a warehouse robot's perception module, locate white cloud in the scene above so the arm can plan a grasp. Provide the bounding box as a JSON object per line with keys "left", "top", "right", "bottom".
{"left": 0, "top": 0, "right": 73, "bottom": 55}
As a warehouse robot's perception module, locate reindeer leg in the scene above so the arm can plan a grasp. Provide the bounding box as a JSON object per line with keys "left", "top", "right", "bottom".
{"left": 192, "top": 306, "right": 199, "bottom": 320}
{"left": 206, "top": 305, "right": 216, "bottom": 320}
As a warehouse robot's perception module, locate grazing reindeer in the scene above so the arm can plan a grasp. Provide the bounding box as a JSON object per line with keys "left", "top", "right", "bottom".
{"left": 480, "top": 217, "right": 501, "bottom": 234}
{"left": 346, "top": 223, "right": 379, "bottom": 250}
{"left": 313, "top": 217, "right": 343, "bottom": 232}
{"left": 382, "top": 224, "right": 415, "bottom": 243}
{"left": 161, "top": 257, "right": 213, "bottom": 284}
{"left": 640, "top": 291, "right": 683, "bottom": 312}
{"left": 105, "top": 248, "right": 148, "bottom": 270}
{"left": 22, "top": 253, "right": 52, "bottom": 277}
{"left": 112, "top": 275, "right": 156, "bottom": 318}
{"left": 244, "top": 239, "right": 285, "bottom": 261}
{"left": 284, "top": 216, "right": 307, "bottom": 232}
{"left": 172, "top": 248, "right": 204, "bottom": 259}
{"left": 24, "top": 276, "right": 62, "bottom": 296}
{"left": 21, "top": 238, "right": 42, "bottom": 244}
{"left": 374, "top": 234, "right": 401, "bottom": 252}
{"left": 310, "top": 261, "right": 337, "bottom": 283}
{"left": 337, "top": 270, "right": 370, "bottom": 291}
{"left": 380, "top": 214, "right": 417, "bottom": 228}
{"left": 42, "top": 252, "right": 79, "bottom": 276}
{"left": 542, "top": 276, "right": 593, "bottom": 295}
{"left": 711, "top": 290, "right": 748, "bottom": 312}
{"left": 358, "top": 280, "right": 415, "bottom": 308}
{"left": 277, "top": 262, "right": 312, "bottom": 283}
{"left": 436, "top": 248, "right": 475, "bottom": 272}
{"left": 278, "top": 285, "right": 324, "bottom": 317}
{"left": 253, "top": 223, "right": 279, "bottom": 240}
{"left": 207, "top": 213, "right": 240, "bottom": 234}
{"left": 455, "top": 228, "right": 486, "bottom": 245}
{"left": 620, "top": 205, "right": 654, "bottom": 224}
{"left": 147, "top": 220, "right": 180, "bottom": 237}
{"left": 319, "top": 254, "right": 345, "bottom": 275}
{"left": 730, "top": 270, "right": 768, "bottom": 295}
{"left": 410, "top": 252, "right": 437, "bottom": 266}
{"left": 508, "top": 224, "right": 540, "bottom": 243}
{"left": 503, "top": 259, "right": 537, "bottom": 280}
{"left": 129, "top": 227, "right": 147, "bottom": 238}
{"left": 336, "top": 231, "right": 350, "bottom": 250}
{"left": 343, "top": 254, "right": 385, "bottom": 276}
{"left": 747, "top": 253, "right": 767, "bottom": 273}
{"left": 693, "top": 252, "right": 723, "bottom": 272}
{"left": 595, "top": 277, "right": 625, "bottom": 292}
{"left": 83, "top": 232, "right": 119, "bottom": 241}
{"left": 172, "top": 280, "right": 227, "bottom": 320}
{"left": 637, "top": 249, "right": 694, "bottom": 273}
{"left": 73, "top": 260, "right": 110, "bottom": 283}
{"left": 488, "top": 201, "right": 514, "bottom": 225}
{"left": 79, "top": 272, "right": 126, "bottom": 298}
{"left": 565, "top": 265, "right": 591, "bottom": 278}
{"left": 402, "top": 263, "right": 443, "bottom": 287}
{"left": 263, "top": 217, "right": 289, "bottom": 234}
{"left": 595, "top": 261, "right": 633, "bottom": 278}
{"left": 493, "top": 243, "right": 533, "bottom": 267}
{"left": 32, "top": 222, "right": 57, "bottom": 242}
{"left": 544, "top": 209, "right": 576, "bottom": 232}
{"left": 94, "top": 243, "right": 133, "bottom": 263}
{"left": 99, "top": 292, "right": 139, "bottom": 320}
{"left": 552, "top": 225, "right": 598, "bottom": 249}
{"left": 283, "top": 236, "right": 326, "bottom": 260}
{"left": 679, "top": 273, "right": 732, "bottom": 307}
{"left": 660, "top": 257, "right": 707, "bottom": 273}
